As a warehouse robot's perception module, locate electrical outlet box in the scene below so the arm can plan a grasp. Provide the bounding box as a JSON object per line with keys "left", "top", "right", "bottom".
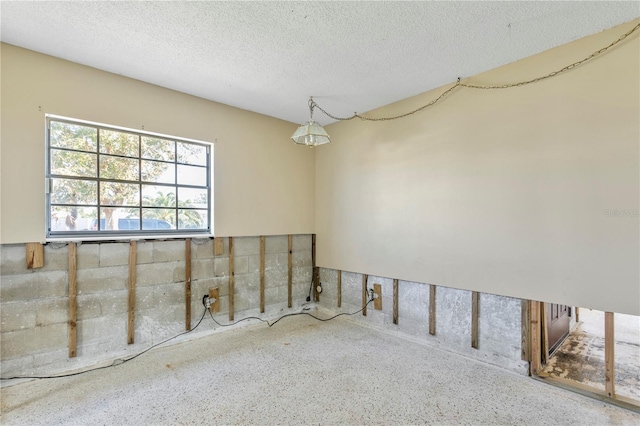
{"left": 209, "top": 287, "right": 220, "bottom": 313}
{"left": 373, "top": 284, "right": 382, "bottom": 310}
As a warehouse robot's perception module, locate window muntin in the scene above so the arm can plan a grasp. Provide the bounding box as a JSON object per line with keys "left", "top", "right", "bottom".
{"left": 46, "top": 117, "right": 211, "bottom": 237}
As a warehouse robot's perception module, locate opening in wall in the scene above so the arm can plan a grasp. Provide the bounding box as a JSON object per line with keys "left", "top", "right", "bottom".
{"left": 45, "top": 115, "right": 213, "bottom": 240}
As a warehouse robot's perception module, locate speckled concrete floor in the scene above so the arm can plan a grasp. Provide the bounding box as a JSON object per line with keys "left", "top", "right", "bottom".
{"left": 2, "top": 310, "right": 639, "bottom": 425}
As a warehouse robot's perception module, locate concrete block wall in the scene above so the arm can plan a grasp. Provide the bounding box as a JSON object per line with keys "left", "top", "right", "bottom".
{"left": 0, "top": 235, "right": 312, "bottom": 377}
{"left": 318, "top": 268, "right": 529, "bottom": 375}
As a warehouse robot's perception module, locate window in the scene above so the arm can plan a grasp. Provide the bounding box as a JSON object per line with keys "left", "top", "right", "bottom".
{"left": 46, "top": 116, "right": 211, "bottom": 238}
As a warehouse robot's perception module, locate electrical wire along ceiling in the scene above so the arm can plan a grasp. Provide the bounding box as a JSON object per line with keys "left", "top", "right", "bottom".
{"left": 0, "top": 1, "right": 638, "bottom": 125}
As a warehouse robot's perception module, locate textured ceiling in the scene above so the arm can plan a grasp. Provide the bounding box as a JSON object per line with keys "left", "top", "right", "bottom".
{"left": 1, "top": 1, "right": 638, "bottom": 125}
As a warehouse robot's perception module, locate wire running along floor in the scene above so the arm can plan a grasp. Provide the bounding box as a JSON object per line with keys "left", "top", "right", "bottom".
{"left": 1, "top": 309, "right": 639, "bottom": 425}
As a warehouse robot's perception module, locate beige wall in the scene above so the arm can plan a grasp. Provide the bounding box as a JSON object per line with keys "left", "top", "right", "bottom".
{"left": 316, "top": 20, "right": 640, "bottom": 315}
{"left": 0, "top": 44, "right": 315, "bottom": 243}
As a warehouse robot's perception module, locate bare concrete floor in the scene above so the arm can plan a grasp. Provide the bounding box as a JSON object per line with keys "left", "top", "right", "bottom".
{"left": 543, "top": 309, "right": 640, "bottom": 402}
{"left": 2, "top": 308, "right": 639, "bottom": 425}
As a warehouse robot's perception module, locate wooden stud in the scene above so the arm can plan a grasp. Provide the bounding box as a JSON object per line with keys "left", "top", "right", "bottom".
{"left": 337, "top": 270, "right": 342, "bottom": 308}
{"left": 471, "top": 291, "right": 479, "bottom": 349}
{"left": 260, "top": 236, "right": 265, "bottom": 313}
{"left": 541, "top": 302, "right": 549, "bottom": 365}
{"left": 68, "top": 242, "right": 77, "bottom": 358}
{"left": 521, "top": 300, "right": 531, "bottom": 361}
{"left": 312, "top": 234, "right": 318, "bottom": 301}
{"left": 373, "top": 283, "right": 383, "bottom": 310}
{"left": 288, "top": 235, "right": 292, "bottom": 308}
{"left": 575, "top": 306, "right": 580, "bottom": 323}
{"left": 185, "top": 239, "right": 192, "bottom": 331}
{"left": 229, "top": 237, "right": 234, "bottom": 321}
{"left": 362, "top": 274, "right": 368, "bottom": 316}
{"left": 530, "top": 300, "right": 541, "bottom": 375}
{"left": 605, "top": 311, "right": 615, "bottom": 398}
{"left": 127, "top": 241, "right": 137, "bottom": 344}
{"left": 429, "top": 285, "right": 436, "bottom": 335}
{"left": 213, "top": 237, "right": 224, "bottom": 256}
{"left": 26, "top": 243, "right": 44, "bottom": 269}
{"left": 209, "top": 287, "right": 220, "bottom": 313}
{"left": 393, "top": 279, "right": 399, "bottom": 324}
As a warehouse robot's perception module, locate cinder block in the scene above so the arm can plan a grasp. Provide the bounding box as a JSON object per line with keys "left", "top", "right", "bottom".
{"left": 276, "top": 253, "right": 289, "bottom": 267}
{"left": 137, "top": 241, "right": 153, "bottom": 264}
{"left": 292, "top": 234, "right": 311, "bottom": 252}
{"left": 248, "top": 253, "right": 278, "bottom": 273}
{"left": 77, "top": 243, "right": 99, "bottom": 269}
{"left": 233, "top": 256, "right": 249, "bottom": 275}
{"left": 154, "top": 283, "right": 185, "bottom": 306}
{"left": 213, "top": 277, "right": 229, "bottom": 296}
{"left": 265, "top": 268, "right": 286, "bottom": 289}
{"left": 153, "top": 240, "right": 185, "bottom": 262}
{"left": 292, "top": 266, "right": 312, "bottom": 284}
{"left": 195, "top": 239, "right": 214, "bottom": 259}
{"left": 40, "top": 244, "right": 69, "bottom": 272}
{"left": 136, "top": 286, "right": 156, "bottom": 311}
{"left": 436, "top": 286, "right": 472, "bottom": 350}
{"left": 1, "top": 244, "right": 30, "bottom": 275}
{"left": 192, "top": 258, "right": 214, "bottom": 280}
{"left": 319, "top": 268, "right": 338, "bottom": 285}
{"left": 36, "top": 298, "right": 69, "bottom": 326}
{"left": 235, "top": 272, "right": 260, "bottom": 292}
{"left": 292, "top": 282, "right": 308, "bottom": 299}
{"left": 77, "top": 294, "right": 104, "bottom": 320}
{"left": 99, "top": 242, "right": 130, "bottom": 267}
{"left": 77, "top": 265, "right": 128, "bottom": 293}
{"left": 137, "top": 262, "right": 181, "bottom": 286}
{"left": 213, "top": 257, "right": 229, "bottom": 277}
{"left": 265, "top": 235, "right": 288, "bottom": 254}
{"left": 233, "top": 237, "right": 260, "bottom": 256}
{"left": 38, "top": 271, "right": 68, "bottom": 299}
{"left": 99, "top": 290, "right": 128, "bottom": 315}
{"left": 265, "top": 287, "right": 278, "bottom": 305}
{"left": 232, "top": 293, "right": 250, "bottom": 312}
{"left": 0, "top": 273, "right": 39, "bottom": 302}
{"left": 173, "top": 264, "right": 186, "bottom": 283}
{"left": 1, "top": 328, "right": 37, "bottom": 359}
{"left": 77, "top": 315, "right": 126, "bottom": 346}
{"left": 34, "top": 322, "right": 68, "bottom": 352}
{"left": 1, "top": 301, "right": 36, "bottom": 332}
{"left": 292, "top": 251, "right": 312, "bottom": 267}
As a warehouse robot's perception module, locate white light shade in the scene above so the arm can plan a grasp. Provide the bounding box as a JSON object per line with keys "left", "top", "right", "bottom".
{"left": 291, "top": 120, "right": 331, "bottom": 147}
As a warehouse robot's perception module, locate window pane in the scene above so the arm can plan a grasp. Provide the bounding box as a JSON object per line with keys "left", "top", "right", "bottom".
{"left": 142, "top": 185, "right": 176, "bottom": 207}
{"left": 178, "top": 187, "right": 208, "bottom": 208}
{"left": 50, "top": 122, "right": 97, "bottom": 152}
{"left": 142, "top": 209, "right": 176, "bottom": 229}
{"left": 50, "top": 178, "right": 97, "bottom": 205}
{"left": 177, "top": 164, "right": 207, "bottom": 186}
{"left": 50, "top": 206, "right": 97, "bottom": 232}
{"left": 97, "top": 209, "right": 140, "bottom": 230}
{"left": 100, "top": 182, "right": 139, "bottom": 206}
{"left": 178, "top": 209, "right": 207, "bottom": 229}
{"left": 141, "top": 137, "right": 175, "bottom": 161}
{"left": 177, "top": 142, "right": 207, "bottom": 166}
{"left": 50, "top": 149, "right": 97, "bottom": 177}
{"left": 142, "top": 160, "right": 175, "bottom": 184}
{"left": 100, "top": 129, "right": 139, "bottom": 157}
{"left": 100, "top": 155, "right": 139, "bottom": 180}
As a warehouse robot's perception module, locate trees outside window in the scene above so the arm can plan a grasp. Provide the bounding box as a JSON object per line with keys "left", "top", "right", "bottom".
{"left": 47, "top": 117, "right": 211, "bottom": 237}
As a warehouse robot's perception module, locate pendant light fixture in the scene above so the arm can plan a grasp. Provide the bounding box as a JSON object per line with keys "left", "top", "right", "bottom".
{"left": 291, "top": 97, "right": 331, "bottom": 147}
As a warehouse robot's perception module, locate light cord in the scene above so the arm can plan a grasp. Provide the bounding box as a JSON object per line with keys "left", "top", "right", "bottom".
{"left": 312, "top": 22, "right": 640, "bottom": 122}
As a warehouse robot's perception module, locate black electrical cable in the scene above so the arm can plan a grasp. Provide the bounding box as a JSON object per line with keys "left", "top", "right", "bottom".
{"left": 0, "top": 307, "right": 208, "bottom": 381}
{"left": 208, "top": 296, "right": 375, "bottom": 328}
{"left": 2, "top": 295, "right": 375, "bottom": 381}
